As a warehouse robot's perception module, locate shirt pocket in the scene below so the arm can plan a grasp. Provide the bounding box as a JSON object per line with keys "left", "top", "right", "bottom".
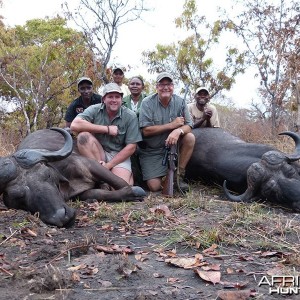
{"left": 153, "top": 117, "right": 161, "bottom": 125}
{"left": 169, "top": 114, "right": 178, "bottom": 122}
{"left": 115, "top": 126, "right": 126, "bottom": 145}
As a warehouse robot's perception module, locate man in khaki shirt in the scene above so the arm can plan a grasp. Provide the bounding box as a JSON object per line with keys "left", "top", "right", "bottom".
{"left": 188, "top": 87, "right": 220, "bottom": 128}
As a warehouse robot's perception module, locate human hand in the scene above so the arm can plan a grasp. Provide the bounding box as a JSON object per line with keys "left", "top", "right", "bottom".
{"left": 165, "top": 129, "right": 180, "bottom": 146}
{"left": 204, "top": 108, "right": 212, "bottom": 119}
{"left": 107, "top": 125, "right": 119, "bottom": 136}
{"left": 171, "top": 117, "right": 185, "bottom": 129}
{"left": 99, "top": 160, "right": 106, "bottom": 166}
{"left": 99, "top": 160, "right": 113, "bottom": 170}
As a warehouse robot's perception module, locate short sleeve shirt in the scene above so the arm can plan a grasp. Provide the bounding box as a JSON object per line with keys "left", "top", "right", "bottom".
{"left": 76, "top": 103, "right": 142, "bottom": 152}
{"left": 64, "top": 93, "right": 102, "bottom": 122}
{"left": 188, "top": 102, "right": 220, "bottom": 127}
{"left": 139, "top": 93, "right": 193, "bottom": 150}
{"left": 123, "top": 92, "right": 147, "bottom": 116}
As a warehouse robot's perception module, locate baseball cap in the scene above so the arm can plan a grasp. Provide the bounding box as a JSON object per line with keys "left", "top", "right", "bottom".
{"left": 195, "top": 86, "right": 209, "bottom": 94}
{"left": 156, "top": 72, "right": 173, "bottom": 83}
{"left": 112, "top": 64, "right": 126, "bottom": 73}
{"left": 77, "top": 77, "right": 93, "bottom": 87}
{"left": 102, "top": 83, "right": 124, "bottom": 98}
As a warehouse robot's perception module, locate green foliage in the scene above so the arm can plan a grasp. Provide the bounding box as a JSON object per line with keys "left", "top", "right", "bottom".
{"left": 0, "top": 17, "right": 94, "bottom": 134}
{"left": 142, "top": 0, "right": 246, "bottom": 97}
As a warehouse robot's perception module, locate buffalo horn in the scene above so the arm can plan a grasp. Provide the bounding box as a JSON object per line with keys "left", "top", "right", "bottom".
{"left": 279, "top": 131, "right": 300, "bottom": 161}
{"left": 223, "top": 180, "right": 256, "bottom": 203}
{"left": 13, "top": 128, "right": 73, "bottom": 168}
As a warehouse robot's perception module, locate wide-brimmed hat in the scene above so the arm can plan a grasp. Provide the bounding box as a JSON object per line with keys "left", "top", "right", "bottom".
{"left": 156, "top": 72, "right": 173, "bottom": 83}
{"left": 102, "top": 83, "right": 123, "bottom": 98}
{"left": 77, "top": 77, "right": 93, "bottom": 87}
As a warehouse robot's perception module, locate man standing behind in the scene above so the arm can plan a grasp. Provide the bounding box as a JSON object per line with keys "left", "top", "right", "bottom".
{"left": 65, "top": 77, "right": 102, "bottom": 128}
{"left": 111, "top": 65, "right": 130, "bottom": 97}
{"left": 139, "top": 72, "right": 195, "bottom": 193}
{"left": 70, "top": 83, "right": 142, "bottom": 185}
{"left": 188, "top": 87, "right": 220, "bottom": 128}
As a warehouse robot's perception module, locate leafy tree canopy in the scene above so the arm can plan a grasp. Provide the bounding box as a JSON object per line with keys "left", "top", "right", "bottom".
{"left": 0, "top": 17, "right": 95, "bottom": 135}
{"left": 142, "top": 0, "right": 246, "bottom": 99}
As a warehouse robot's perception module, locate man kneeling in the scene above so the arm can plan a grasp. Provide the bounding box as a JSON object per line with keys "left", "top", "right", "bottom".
{"left": 71, "top": 83, "right": 142, "bottom": 185}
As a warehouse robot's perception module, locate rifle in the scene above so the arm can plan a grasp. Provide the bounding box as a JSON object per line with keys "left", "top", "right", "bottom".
{"left": 162, "top": 144, "right": 178, "bottom": 196}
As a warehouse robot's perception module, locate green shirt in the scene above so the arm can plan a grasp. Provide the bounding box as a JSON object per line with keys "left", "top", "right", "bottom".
{"left": 123, "top": 92, "right": 147, "bottom": 116}
{"left": 77, "top": 103, "right": 142, "bottom": 152}
{"left": 139, "top": 93, "right": 193, "bottom": 150}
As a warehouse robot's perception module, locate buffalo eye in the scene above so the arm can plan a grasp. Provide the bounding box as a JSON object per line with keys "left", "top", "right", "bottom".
{"left": 4, "top": 186, "right": 28, "bottom": 209}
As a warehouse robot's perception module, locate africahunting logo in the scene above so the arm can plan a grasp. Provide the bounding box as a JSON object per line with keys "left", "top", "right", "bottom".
{"left": 258, "top": 275, "right": 300, "bottom": 295}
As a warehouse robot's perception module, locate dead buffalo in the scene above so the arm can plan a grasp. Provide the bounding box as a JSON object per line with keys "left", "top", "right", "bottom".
{"left": 186, "top": 128, "right": 300, "bottom": 211}
{"left": 0, "top": 128, "right": 146, "bottom": 227}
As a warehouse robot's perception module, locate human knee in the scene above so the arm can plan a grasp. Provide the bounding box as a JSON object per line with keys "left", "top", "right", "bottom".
{"left": 147, "top": 178, "right": 161, "bottom": 192}
{"left": 77, "top": 132, "right": 93, "bottom": 146}
{"left": 183, "top": 132, "right": 195, "bottom": 147}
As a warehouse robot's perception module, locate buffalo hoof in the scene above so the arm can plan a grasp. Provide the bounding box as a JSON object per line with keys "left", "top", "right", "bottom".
{"left": 132, "top": 186, "right": 146, "bottom": 197}
{"left": 123, "top": 186, "right": 146, "bottom": 202}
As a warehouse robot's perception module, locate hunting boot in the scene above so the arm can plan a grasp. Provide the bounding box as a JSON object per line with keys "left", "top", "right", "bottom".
{"left": 176, "top": 168, "right": 189, "bottom": 193}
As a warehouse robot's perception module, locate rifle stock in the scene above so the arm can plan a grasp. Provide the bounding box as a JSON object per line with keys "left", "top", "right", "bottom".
{"left": 162, "top": 144, "right": 177, "bottom": 196}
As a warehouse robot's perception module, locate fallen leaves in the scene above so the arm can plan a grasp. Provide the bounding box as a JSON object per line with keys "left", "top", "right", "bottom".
{"left": 217, "top": 289, "right": 254, "bottom": 300}
{"left": 149, "top": 204, "right": 172, "bottom": 217}
{"left": 94, "top": 244, "right": 134, "bottom": 254}
{"left": 195, "top": 269, "right": 221, "bottom": 285}
{"left": 135, "top": 251, "right": 149, "bottom": 262}
{"left": 203, "top": 243, "right": 219, "bottom": 256}
{"left": 21, "top": 227, "right": 37, "bottom": 237}
{"left": 165, "top": 254, "right": 205, "bottom": 269}
{"left": 220, "top": 281, "right": 249, "bottom": 289}
{"left": 167, "top": 277, "right": 183, "bottom": 283}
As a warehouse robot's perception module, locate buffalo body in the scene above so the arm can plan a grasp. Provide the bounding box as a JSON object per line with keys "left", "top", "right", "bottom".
{"left": 186, "top": 128, "right": 300, "bottom": 211}
{"left": 0, "top": 128, "right": 145, "bottom": 227}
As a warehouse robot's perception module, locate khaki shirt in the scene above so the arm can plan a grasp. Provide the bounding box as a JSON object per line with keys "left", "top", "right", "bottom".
{"left": 76, "top": 103, "right": 142, "bottom": 152}
{"left": 188, "top": 102, "right": 220, "bottom": 127}
{"left": 139, "top": 93, "right": 193, "bottom": 150}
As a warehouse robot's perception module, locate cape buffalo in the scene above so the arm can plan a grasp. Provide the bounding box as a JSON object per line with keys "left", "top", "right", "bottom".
{"left": 0, "top": 128, "right": 145, "bottom": 227}
{"left": 186, "top": 128, "right": 300, "bottom": 211}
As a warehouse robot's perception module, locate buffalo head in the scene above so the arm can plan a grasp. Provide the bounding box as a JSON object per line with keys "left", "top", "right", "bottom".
{"left": 0, "top": 128, "right": 76, "bottom": 227}
{"left": 224, "top": 131, "right": 300, "bottom": 211}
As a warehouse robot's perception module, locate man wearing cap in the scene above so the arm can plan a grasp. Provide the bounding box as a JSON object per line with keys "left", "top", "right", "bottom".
{"left": 188, "top": 87, "right": 220, "bottom": 128}
{"left": 138, "top": 72, "right": 195, "bottom": 193}
{"left": 70, "top": 82, "right": 142, "bottom": 185}
{"left": 65, "top": 77, "right": 102, "bottom": 128}
{"left": 112, "top": 65, "right": 130, "bottom": 97}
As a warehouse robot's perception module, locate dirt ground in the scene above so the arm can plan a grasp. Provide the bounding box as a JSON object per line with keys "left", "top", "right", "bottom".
{"left": 0, "top": 184, "right": 300, "bottom": 300}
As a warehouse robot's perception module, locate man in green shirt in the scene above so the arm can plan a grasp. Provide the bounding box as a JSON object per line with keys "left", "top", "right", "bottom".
{"left": 139, "top": 72, "right": 195, "bottom": 193}
{"left": 71, "top": 83, "right": 142, "bottom": 185}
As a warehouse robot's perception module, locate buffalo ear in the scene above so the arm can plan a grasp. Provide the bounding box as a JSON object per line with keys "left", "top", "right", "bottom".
{"left": 47, "top": 164, "right": 71, "bottom": 199}
{"left": 0, "top": 158, "right": 17, "bottom": 188}
{"left": 57, "top": 174, "right": 71, "bottom": 200}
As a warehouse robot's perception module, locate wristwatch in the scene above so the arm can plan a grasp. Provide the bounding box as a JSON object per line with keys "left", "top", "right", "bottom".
{"left": 179, "top": 128, "right": 184, "bottom": 136}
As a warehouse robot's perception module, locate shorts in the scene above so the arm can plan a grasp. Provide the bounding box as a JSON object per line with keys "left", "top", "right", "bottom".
{"left": 138, "top": 147, "right": 167, "bottom": 181}
{"left": 104, "top": 150, "right": 132, "bottom": 172}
